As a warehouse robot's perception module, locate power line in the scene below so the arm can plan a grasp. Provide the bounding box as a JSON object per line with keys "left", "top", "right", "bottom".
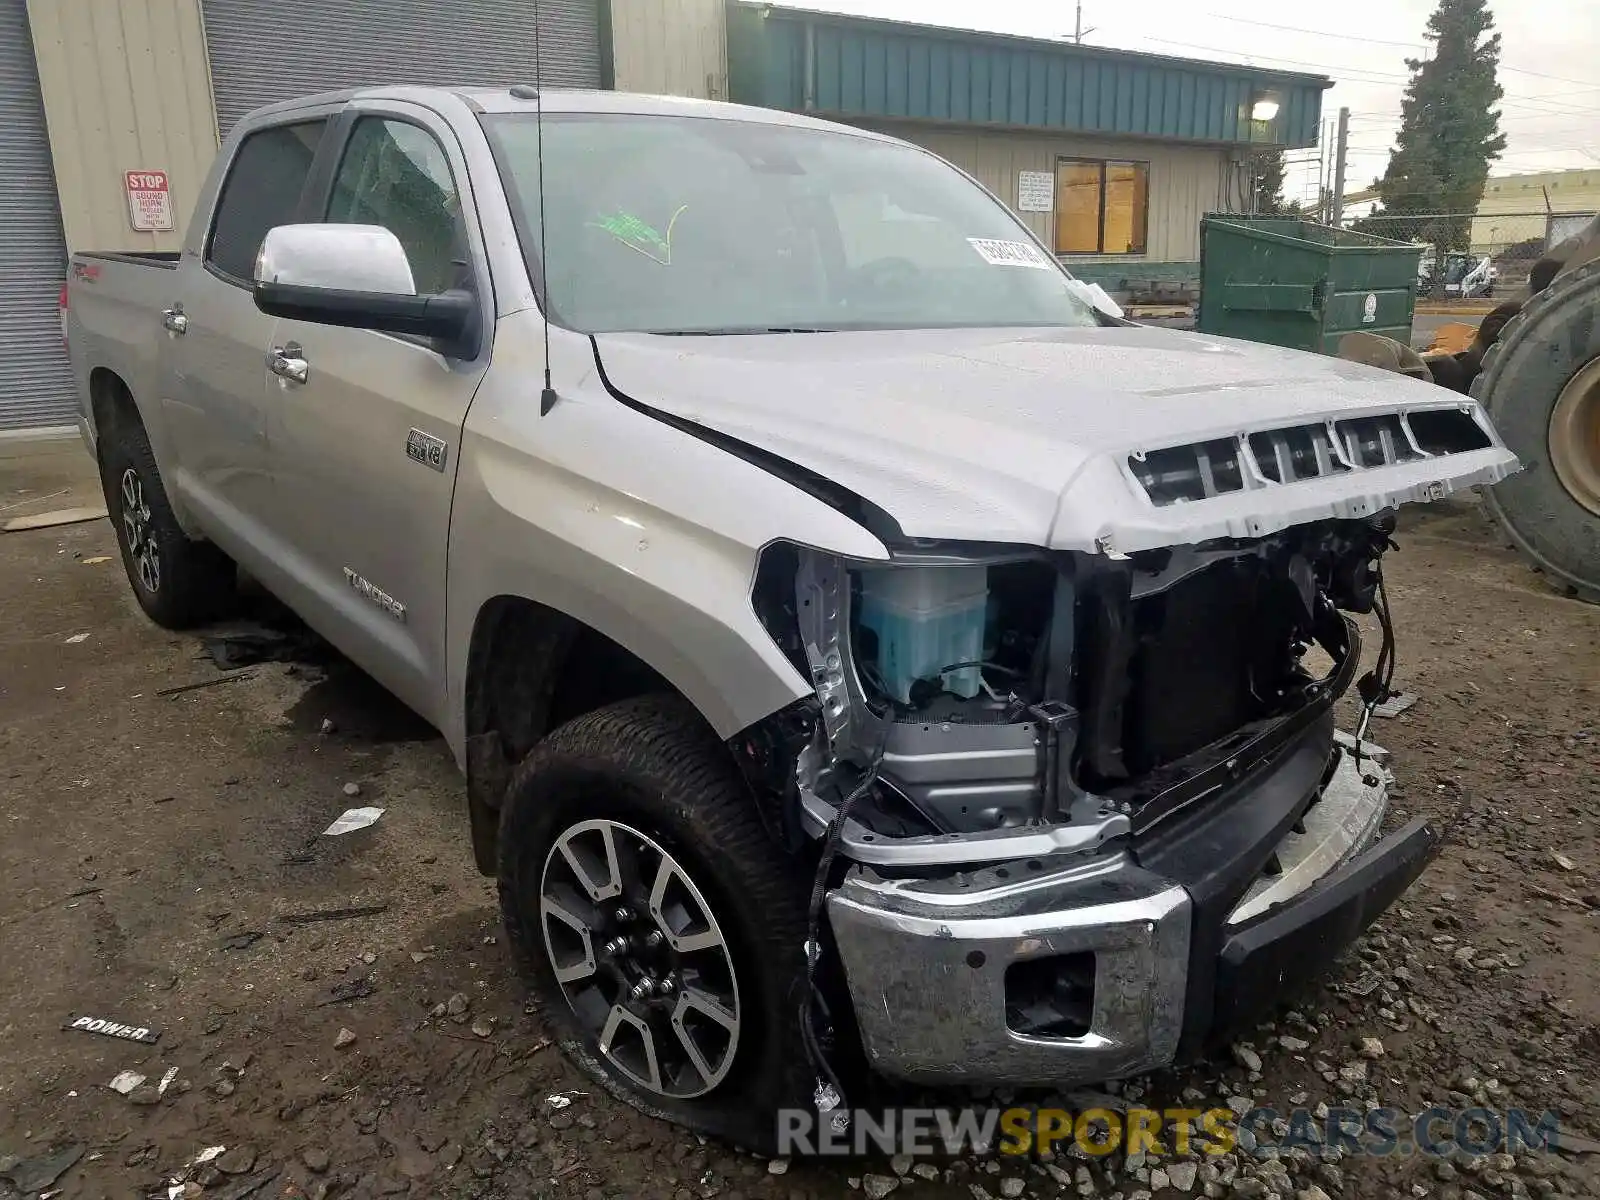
{"left": 1350, "top": 109, "right": 1600, "bottom": 127}
{"left": 1123, "top": 36, "right": 1412, "bottom": 82}
{"left": 1499, "top": 63, "right": 1600, "bottom": 88}
{"left": 1200, "top": 12, "right": 1600, "bottom": 90}
{"left": 1204, "top": 14, "right": 1422, "bottom": 49}
{"left": 1121, "top": 35, "right": 1600, "bottom": 115}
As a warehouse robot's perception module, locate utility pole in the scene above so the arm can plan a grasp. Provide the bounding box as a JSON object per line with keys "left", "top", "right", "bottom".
{"left": 1329, "top": 106, "right": 1350, "bottom": 227}
{"left": 1073, "top": 2, "right": 1096, "bottom": 43}
{"left": 1315, "top": 120, "right": 1329, "bottom": 222}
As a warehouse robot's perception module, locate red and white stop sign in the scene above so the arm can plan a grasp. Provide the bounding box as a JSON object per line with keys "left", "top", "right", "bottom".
{"left": 125, "top": 169, "right": 174, "bottom": 232}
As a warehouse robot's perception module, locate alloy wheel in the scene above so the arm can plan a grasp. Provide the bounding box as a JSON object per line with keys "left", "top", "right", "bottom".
{"left": 539, "top": 819, "right": 741, "bottom": 1099}
{"left": 119, "top": 467, "right": 160, "bottom": 594}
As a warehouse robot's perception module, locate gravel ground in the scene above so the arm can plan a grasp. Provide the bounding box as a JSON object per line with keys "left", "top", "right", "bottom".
{"left": 0, "top": 447, "right": 1596, "bottom": 1200}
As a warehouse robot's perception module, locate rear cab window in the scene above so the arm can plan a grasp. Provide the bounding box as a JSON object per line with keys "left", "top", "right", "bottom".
{"left": 205, "top": 120, "right": 327, "bottom": 284}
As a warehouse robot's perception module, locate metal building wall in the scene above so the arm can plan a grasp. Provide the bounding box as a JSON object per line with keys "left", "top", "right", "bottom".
{"left": 730, "top": 5, "right": 1327, "bottom": 149}
{"left": 868, "top": 121, "right": 1231, "bottom": 264}
{"left": 611, "top": 0, "right": 727, "bottom": 99}
{"left": 26, "top": 0, "right": 219, "bottom": 255}
{"left": 2, "top": 0, "right": 75, "bottom": 429}
{"left": 202, "top": 0, "right": 603, "bottom": 137}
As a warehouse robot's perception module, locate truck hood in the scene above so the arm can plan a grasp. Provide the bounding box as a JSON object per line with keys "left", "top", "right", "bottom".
{"left": 591, "top": 324, "right": 1519, "bottom": 553}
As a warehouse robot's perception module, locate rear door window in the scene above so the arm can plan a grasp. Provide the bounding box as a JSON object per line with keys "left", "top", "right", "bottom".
{"left": 206, "top": 120, "right": 327, "bottom": 283}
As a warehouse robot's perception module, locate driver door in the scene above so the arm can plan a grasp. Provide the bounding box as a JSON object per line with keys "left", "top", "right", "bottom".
{"left": 261, "top": 106, "right": 492, "bottom": 725}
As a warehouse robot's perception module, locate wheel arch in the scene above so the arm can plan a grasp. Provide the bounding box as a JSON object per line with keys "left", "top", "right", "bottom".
{"left": 88, "top": 367, "right": 143, "bottom": 459}
{"left": 459, "top": 592, "right": 805, "bottom": 874}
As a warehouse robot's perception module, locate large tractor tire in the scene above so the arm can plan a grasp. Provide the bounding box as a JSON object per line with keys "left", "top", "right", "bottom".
{"left": 1475, "top": 260, "right": 1600, "bottom": 603}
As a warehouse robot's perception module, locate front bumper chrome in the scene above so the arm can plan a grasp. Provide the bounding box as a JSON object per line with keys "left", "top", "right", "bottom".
{"left": 829, "top": 855, "right": 1191, "bottom": 1084}
{"left": 827, "top": 731, "right": 1400, "bottom": 1086}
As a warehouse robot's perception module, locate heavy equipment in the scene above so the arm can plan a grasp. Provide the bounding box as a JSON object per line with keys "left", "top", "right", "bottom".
{"left": 1342, "top": 215, "right": 1600, "bottom": 602}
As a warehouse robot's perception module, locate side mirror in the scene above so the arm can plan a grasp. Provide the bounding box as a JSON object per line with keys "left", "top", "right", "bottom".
{"left": 253, "top": 224, "right": 475, "bottom": 350}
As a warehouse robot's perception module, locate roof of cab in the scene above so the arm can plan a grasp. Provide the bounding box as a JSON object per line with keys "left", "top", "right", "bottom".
{"left": 235, "top": 84, "right": 897, "bottom": 143}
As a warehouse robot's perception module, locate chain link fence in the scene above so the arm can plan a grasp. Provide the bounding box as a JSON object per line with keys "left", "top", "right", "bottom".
{"left": 1347, "top": 211, "right": 1596, "bottom": 298}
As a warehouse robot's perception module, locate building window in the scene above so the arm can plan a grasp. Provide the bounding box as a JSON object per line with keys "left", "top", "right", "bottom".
{"left": 1055, "top": 159, "right": 1149, "bottom": 255}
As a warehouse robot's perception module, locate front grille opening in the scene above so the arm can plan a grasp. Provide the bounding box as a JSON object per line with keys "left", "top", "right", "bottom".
{"left": 1005, "top": 952, "right": 1096, "bottom": 1038}
{"left": 1407, "top": 408, "right": 1492, "bottom": 455}
{"left": 1130, "top": 439, "right": 1246, "bottom": 506}
{"left": 1248, "top": 424, "right": 1350, "bottom": 484}
{"left": 1123, "top": 560, "right": 1294, "bottom": 773}
{"left": 1335, "top": 414, "right": 1423, "bottom": 468}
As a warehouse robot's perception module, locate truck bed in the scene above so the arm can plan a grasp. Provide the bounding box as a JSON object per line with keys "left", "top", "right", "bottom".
{"left": 65, "top": 251, "right": 188, "bottom": 449}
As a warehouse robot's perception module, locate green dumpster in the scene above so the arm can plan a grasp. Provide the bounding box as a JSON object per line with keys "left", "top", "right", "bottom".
{"left": 1196, "top": 216, "right": 1424, "bottom": 355}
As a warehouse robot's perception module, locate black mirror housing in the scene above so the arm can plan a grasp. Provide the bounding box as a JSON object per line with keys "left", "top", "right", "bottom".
{"left": 254, "top": 283, "right": 478, "bottom": 355}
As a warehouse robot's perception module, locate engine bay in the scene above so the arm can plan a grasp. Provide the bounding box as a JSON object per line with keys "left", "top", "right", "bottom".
{"left": 751, "top": 511, "right": 1399, "bottom": 856}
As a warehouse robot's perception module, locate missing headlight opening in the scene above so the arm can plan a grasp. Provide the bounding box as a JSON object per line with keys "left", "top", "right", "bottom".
{"left": 751, "top": 514, "right": 1399, "bottom": 861}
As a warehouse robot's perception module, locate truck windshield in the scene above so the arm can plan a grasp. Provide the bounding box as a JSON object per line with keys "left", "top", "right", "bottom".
{"left": 483, "top": 112, "right": 1102, "bottom": 334}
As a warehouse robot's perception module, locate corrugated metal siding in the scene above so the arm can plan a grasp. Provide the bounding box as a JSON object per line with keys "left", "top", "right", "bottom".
{"left": 866, "top": 121, "right": 1230, "bottom": 263}
{"left": 203, "top": 0, "right": 603, "bottom": 137}
{"left": 612, "top": 0, "right": 726, "bottom": 98}
{"left": 729, "top": 7, "right": 1325, "bottom": 148}
{"left": 1, "top": 0, "right": 74, "bottom": 430}
{"left": 26, "top": 0, "right": 218, "bottom": 255}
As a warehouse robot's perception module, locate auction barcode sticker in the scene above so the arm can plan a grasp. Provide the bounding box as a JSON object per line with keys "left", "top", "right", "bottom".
{"left": 967, "top": 238, "right": 1053, "bottom": 269}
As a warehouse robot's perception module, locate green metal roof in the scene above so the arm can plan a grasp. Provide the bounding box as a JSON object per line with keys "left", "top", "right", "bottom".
{"left": 727, "top": 4, "right": 1329, "bottom": 148}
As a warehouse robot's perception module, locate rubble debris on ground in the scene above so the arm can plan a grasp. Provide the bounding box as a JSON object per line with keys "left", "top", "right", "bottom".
{"left": 0, "top": 1142, "right": 85, "bottom": 1193}
{"left": 1, "top": 505, "right": 107, "bottom": 533}
{"left": 316, "top": 976, "right": 376, "bottom": 1006}
{"left": 322, "top": 806, "right": 382, "bottom": 836}
{"left": 1372, "top": 690, "right": 1420, "bottom": 718}
{"left": 276, "top": 903, "right": 388, "bottom": 925}
{"left": 200, "top": 623, "right": 327, "bottom": 671}
{"left": 107, "top": 1070, "right": 145, "bottom": 1094}
{"left": 155, "top": 672, "right": 257, "bottom": 698}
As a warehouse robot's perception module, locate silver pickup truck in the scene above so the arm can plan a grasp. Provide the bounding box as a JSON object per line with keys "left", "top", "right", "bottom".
{"left": 65, "top": 85, "right": 1518, "bottom": 1147}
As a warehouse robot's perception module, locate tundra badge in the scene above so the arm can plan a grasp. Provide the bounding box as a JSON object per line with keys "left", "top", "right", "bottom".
{"left": 406, "top": 428, "right": 448, "bottom": 472}
{"left": 343, "top": 567, "right": 407, "bottom": 622}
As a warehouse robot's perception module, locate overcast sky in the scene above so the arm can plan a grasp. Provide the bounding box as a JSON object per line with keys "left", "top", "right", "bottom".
{"left": 800, "top": 0, "right": 1600, "bottom": 211}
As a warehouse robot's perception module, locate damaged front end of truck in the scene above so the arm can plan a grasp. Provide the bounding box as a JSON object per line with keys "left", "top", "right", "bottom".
{"left": 737, "top": 403, "right": 1516, "bottom": 1089}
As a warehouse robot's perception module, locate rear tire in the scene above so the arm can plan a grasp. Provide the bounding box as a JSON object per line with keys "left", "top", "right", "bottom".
{"left": 100, "top": 415, "right": 236, "bottom": 628}
{"left": 1474, "top": 261, "right": 1600, "bottom": 603}
{"left": 497, "top": 694, "right": 813, "bottom": 1151}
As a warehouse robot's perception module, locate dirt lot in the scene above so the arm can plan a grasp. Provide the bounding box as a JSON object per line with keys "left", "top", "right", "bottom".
{"left": 1, "top": 441, "right": 1596, "bottom": 1200}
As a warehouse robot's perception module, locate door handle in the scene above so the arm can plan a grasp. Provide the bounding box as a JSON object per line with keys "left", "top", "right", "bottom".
{"left": 161, "top": 307, "right": 188, "bottom": 335}
{"left": 269, "top": 342, "right": 309, "bottom": 385}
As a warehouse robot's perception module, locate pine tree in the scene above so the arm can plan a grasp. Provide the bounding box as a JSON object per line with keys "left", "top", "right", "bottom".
{"left": 1248, "top": 149, "right": 1290, "bottom": 215}
{"left": 1361, "top": 0, "right": 1505, "bottom": 265}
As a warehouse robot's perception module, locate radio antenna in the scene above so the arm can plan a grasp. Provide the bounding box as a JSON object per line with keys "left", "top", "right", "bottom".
{"left": 532, "top": 0, "right": 558, "bottom": 415}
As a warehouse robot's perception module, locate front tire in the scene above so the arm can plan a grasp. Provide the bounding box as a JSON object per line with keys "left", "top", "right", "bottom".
{"left": 497, "top": 695, "right": 813, "bottom": 1150}
{"left": 100, "top": 415, "right": 236, "bottom": 629}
